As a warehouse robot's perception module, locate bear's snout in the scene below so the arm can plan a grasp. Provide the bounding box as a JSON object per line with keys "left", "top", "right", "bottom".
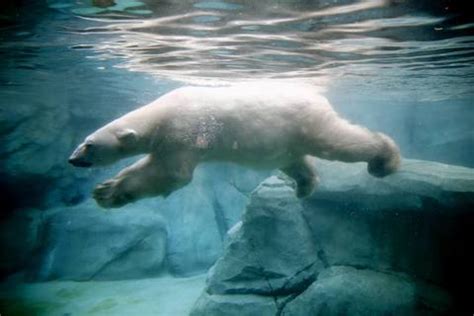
{"left": 68, "top": 157, "right": 92, "bottom": 167}
{"left": 69, "top": 144, "right": 93, "bottom": 167}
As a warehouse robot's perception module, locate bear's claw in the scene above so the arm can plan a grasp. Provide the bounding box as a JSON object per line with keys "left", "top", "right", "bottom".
{"left": 93, "top": 179, "right": 129, "bottom": 208}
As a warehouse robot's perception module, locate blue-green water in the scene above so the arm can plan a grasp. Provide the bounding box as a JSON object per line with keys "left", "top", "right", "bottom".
{"left": 0, "top": 1, "right": 473, "bottom": 315}
{"left": 1, "top": 0, "right": 472, "bottom": 212}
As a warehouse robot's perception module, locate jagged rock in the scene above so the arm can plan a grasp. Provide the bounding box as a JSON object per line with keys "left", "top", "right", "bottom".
{"left": 28, "top": 199, "right": 167, "bottom": 281}
{"left": 306, "top": 159, "right": 474, "bottom": 286}
{"left": 191, "top": 159, "right": 474, "bottom": 315}
{"left": 314, "top": 158, "right": 474, "bottom": 208}
{"left": 282, "top": 266, "right": 452, "bottom": 316}
{"left": 206, "top": 175, "right": 323, "bottom": 295}
{"left": 191, "top": 292, "right": 278, "bottom": 316}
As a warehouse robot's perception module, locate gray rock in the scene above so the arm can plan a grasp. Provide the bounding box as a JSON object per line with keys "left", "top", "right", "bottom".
{"left": 313, "top": 158, "right": 474, "bottom": 209}
{"left": 1, "top": 161, "right": 268, "bottom": 280}
{"left": 159, "top": 182, "right": 223, "bottom": 277}
{"left": 206, "top": 175, "right": 323, "bottom": 295}
{"left": 191, "top": 292, "right": 278, "bottom": 316}
{"left": 191, "top": 159, "right": 473, "bottom": 315}
{"left": 282, "top": 266, "right": 452, "bottom": 316}
{"left": 305, "top": 158, "right": 474, "bottom": 285}
{"left": 28, "top": 199, "right": 167, "bottom": 281}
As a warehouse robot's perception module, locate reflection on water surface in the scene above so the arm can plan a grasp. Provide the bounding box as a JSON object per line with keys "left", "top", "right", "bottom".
{"left": 1, "top": 0, "right": 463, "bottom": 98}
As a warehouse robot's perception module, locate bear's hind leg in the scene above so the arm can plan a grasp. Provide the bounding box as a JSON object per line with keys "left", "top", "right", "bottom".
{"left": 305, "top": 116, "right": 401, "bottom": 177}
{"left": 281, "top": 155, "right": 319, "bottom": 198}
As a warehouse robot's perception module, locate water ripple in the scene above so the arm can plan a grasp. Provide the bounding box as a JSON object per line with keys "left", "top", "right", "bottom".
{"left": 19, "top": 0, "right": 474, "bottom": 97}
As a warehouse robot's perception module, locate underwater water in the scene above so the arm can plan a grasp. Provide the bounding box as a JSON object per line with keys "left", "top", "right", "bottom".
{"left": 0, "top": 0, "right": 473, "bottom": 315}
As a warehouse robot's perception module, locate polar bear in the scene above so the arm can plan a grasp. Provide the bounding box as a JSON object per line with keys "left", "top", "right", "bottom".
{"left": 69, "top": 83, "right": 400, "bottom": 208}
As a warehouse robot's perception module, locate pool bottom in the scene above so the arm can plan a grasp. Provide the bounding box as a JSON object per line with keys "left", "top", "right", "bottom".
{"left": 0, "top": 274, "right": 205, "bottom": 316}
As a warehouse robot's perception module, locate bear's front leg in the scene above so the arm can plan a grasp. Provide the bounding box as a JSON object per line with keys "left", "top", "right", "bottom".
{"left": 93, "top": 152, "right": 197, "bottom": 208}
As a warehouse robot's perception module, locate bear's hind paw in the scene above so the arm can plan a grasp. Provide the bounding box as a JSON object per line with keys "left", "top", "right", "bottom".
{"left": 295, "top": 175, "right": 319, "bottom": 199}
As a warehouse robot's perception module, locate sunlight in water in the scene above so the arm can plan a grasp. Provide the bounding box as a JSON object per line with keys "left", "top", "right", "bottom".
{"left": 38, "top": 0, "right": 472, "bottom": 99}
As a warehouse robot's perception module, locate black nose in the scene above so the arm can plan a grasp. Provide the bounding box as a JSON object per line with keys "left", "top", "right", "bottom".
{"left": 69, "top": 157, "right": 92, "bottom": 168}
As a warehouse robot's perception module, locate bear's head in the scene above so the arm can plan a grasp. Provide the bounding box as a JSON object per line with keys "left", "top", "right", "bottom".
{"left": 69, "top": 126, "right": 139, "bottom": 168}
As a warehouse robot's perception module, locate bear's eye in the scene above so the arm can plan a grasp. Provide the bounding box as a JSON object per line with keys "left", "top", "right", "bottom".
{"left": 85, "top": 143, "right": 93, "bottom": 149}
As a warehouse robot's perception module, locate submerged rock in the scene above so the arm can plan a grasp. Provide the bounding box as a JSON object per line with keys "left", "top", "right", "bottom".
{"left": 191, "top": 159, "right": 474, "bottom": 314}
{"left": 314, "top": 158, "right": 474, "bottom": 208}
{"left": 305, "top": 159, "right": 474, "bottom": 286}
{"left": 206, "top": 175, "right": 322, "bottom": 295}
{"left": 191, "top": 292, "right": 277, "bottom": 316}
{"left": 28, "top": 200, "right": 167, "bottom": 281}
{"left": 1, "top": 162, "right": 268, "bottom": 280}
{"left": 159, "top": 163, "right": 269, "bottom": 276}
{"left": 283, "top": 266, "right": 452, "bottom": 316}
{"left": 2, "top": 156, "right": 473, "bottom": 316}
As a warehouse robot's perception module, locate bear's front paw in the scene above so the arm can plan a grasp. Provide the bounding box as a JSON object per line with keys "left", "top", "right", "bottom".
{"left": 93, "top": 178, "right": 133, "bottom": 208}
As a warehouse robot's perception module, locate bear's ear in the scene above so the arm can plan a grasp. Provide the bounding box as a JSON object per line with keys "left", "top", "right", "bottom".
{"left": 116, "top": 128, "right": 138, "bottom": 145}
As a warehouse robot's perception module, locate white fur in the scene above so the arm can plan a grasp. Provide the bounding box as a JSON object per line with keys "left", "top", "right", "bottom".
{"left": 69, "top": 83, "right": 401, "bottom": 208}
